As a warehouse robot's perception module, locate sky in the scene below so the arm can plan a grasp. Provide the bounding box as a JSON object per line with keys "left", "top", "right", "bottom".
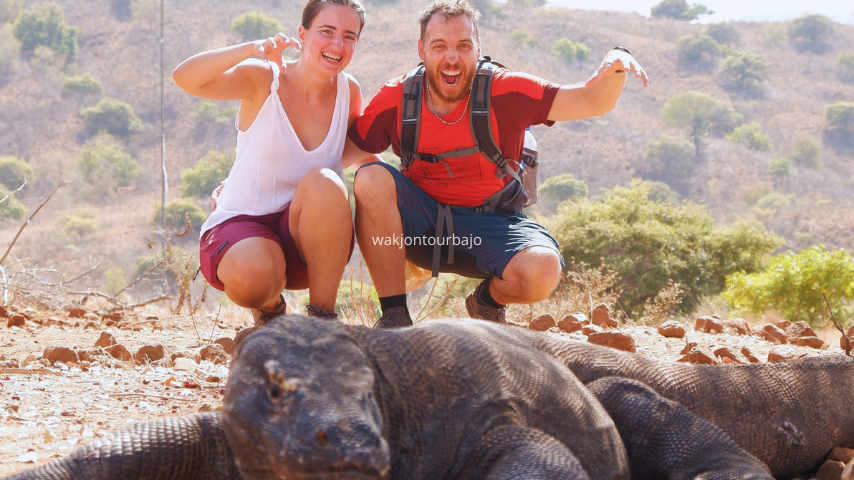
{"left": 544, "top": 0, "right": 854, "bottom": 24}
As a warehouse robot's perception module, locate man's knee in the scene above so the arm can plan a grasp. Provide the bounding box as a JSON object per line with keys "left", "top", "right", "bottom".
{"left": 507, "top": 248, "right": 562, "bottom": 300}
{"left": 354, "top": 163, "right": 395, "bottom": 203}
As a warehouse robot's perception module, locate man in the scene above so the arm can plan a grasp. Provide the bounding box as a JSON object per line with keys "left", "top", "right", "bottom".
{"left": 344, "top": 0, "right": 648, "bottom": 327}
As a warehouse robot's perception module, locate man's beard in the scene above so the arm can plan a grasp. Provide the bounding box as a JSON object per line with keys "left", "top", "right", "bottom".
{"left": 425, "top": 67, "right": 475, "bottom": 104}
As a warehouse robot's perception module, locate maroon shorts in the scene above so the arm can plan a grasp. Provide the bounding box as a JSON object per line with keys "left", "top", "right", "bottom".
{"left": 199, "top": 205, "right": 354, "bottom": 292}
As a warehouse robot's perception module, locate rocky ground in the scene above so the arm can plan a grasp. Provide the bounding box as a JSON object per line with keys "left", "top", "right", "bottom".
{"left": 0, "top": 304, "right": 851, "bottom": 478}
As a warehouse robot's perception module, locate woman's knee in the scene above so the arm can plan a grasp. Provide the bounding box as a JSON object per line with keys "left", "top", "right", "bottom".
{"left": 299, "top": 168, "right": 348, "bottom": 199}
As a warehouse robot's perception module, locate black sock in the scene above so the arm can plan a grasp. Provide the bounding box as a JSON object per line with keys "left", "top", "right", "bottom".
{"left": 477, "top": 280, "right": 504, "bottom": 308}
{"left": 379, "top": 294, "right": 408, "bottom": 314}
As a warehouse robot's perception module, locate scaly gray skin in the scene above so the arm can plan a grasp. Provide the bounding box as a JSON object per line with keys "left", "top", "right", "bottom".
{"left": 10, "top": 314, "right": 841, "bottom": 479}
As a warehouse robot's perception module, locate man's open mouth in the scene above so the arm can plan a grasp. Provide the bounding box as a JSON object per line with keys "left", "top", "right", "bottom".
{"left": 441, "top": 70, "right": 461, "bottom": 86}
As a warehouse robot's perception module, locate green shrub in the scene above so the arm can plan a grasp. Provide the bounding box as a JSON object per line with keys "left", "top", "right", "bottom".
{"left": 646, "top": 181, "right": 681, "bottom": 204}
{"left": 726, "top": 122, "right": 771, "bottom": 151}
{"left": 762, "top": 24, "right": 788, "bottom": 46}
{"left": 641, "top": 135, "right": 695, "bottom": 193}
{"left": 826, "top": 102, "right": 854, "bottom": 133}
{"left": 12, "top": 2, "right": 78, "bottom": 56}
{"left": 64, "top": 209, "right": 98, "bottom": 236}
{"left": 837, "top": 53, "right": 854, "bottom": 83}
{"left": 508, "top": 30, "right": 538, "bottom": 48}
{"left": 550, "top": 37, "right": 576, "bottom": 60}
{"left": 197, "top": 100, "right": 236, "bottom": 124}
{"left": 0, "top": 0, "right": 21, "bottom": 23}
{"left": 551, "top": 179, "right": 783, "bottom": 315}
{"left": 230, "top": 11, "right": 283, "bottom": 43}
{"left": 790, "top": 132, "right": 823, "bottom": 169}
{"left": 78, "top": 132, "right": 141, "bottom": 198}
{"left": 0, "top": 23, "right": 21, "bottom": 78}
{"left": 789, "top": 14, "right": 835, "bottom": 53}
{"left": 718, "top": 51, "right": 769, "bottom": 91}
{"left": 678, "top": 33, "right": 720, "bottom": 64}
{"left": 706, "top": 22, "right": 740, "bottom": 46}
{"left": 0, "top": 184, "right": 26, "bottom": 219}
{"left": 538, "top": 173, "right": 587, "bottom": 202}
{"left": 161, "top": 198, "right": 207, "bottom": 231}
{"left": 651, "top": 0, "right": 713, "bottom": 21}
{"left": 574, "top": 42, "right": 591, "bottom": 61}
{"left": 723, "top": 245, "right": 854, "bottom": 325}
{"left": 180, "top": 150, "right": 235, "bottom": 198}
{"left": 662, "top": 91, "right": 742, "bottom": 156}
{"left": 63, "top": 73, "right": 103, "bottom": 96}
{"left": 81, "top": 98, "right": 143, "bottom": 136}
{"left": 768, "top": 157, "right": 790, "bottom": 176}
{"left": 0, "top": 156, "right": 34, "bottom": 189}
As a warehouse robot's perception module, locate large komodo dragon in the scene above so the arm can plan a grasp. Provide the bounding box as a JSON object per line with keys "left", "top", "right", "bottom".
{"left": 6, "top": 314, "right": 853, "bottom": 480}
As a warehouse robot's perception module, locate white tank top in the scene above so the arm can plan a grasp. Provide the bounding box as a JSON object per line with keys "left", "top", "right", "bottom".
{"left": 200, "top": 64, "right": 349, "bottom": 236}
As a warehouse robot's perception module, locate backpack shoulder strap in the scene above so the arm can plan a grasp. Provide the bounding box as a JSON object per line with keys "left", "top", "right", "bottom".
{"left": 470, "top": 58, "right": 520, "bottom": 182}
{"left": 399, "top": 63, "right": 424, "bottom": 169}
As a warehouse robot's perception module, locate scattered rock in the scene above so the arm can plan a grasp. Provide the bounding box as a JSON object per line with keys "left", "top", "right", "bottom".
{"left": 75, "top": 349, "right": 103, "bottom": 363}
{"left": 680, "top": 341, "right": 699, "bottom": 355}
{"left": 152, "top": 358, "right": 173, "bottom": 368}
{"left": 829, "top": 447, "right": 854, "bottom": 464}
{"left": 657, "top": 321, "right": 685, "bottom": 338}
{"left": 591, "top": 304, "right": 617, "bottom": 328}
{"left": 678, "top": 345, "right": 718, "bottom": 365}
{"left": 101, "top": 313, "right": 122, "bottom": 323}
{"left": 94, "top": 332, "right": 117, "bottom": 348}
{"left": 7, "top": 315, "right": 25, "bottom": 328}
{"left": 775, "top": 320, "right": 792, "bottom": 331}
{"left": 795, "top": 336, "right": 826, "bottom": 349}
{"left": 786, "top": 321, "right": 817, "bottom": 343}
{"left": 529, "top": 314, "right": 556, "bottom": 332}
{"left": 82, "top": 321, "right": 99, "bottom": 330}
{"left": 587, "top": 331, "right": 635, "bottom": 353}
{"left": 205, "top": 376, "right": 222, "bottom": 383}
{"left": 200, "top": 344, "right": 229, "bottom": 365}
{"left": 43, "top": 346, "right": 78, "bottom": 366}
{"left": 171, "top": 352, "right": 201, "bottom": 364}
{"left": 694, "top": 316, "right": 723, "bottom": 334}
{"left": 767, "top": 346, "right": 799, "bottom": 363}
{"left": 841, "top": 336, "right": 854, "bottom": 351}
{"left": 173, "top": 357, "right": 198, "bottom": 372}
{"left": 712, "top": 346, "right": 748, "bottom": 365}
{"left": 198, "top": 404, "right": 214, "bottom": 413}
{"left": 214, "top": 337, "right": 236, "bottom": 355}
{"left": 741, "top": 346, "right": 762, "bottom": 364}
{"left": 760, "top": 324, "right": 787, "bottom": 344}
{"left": 582, "top": 324, "right": 603, "bottom": 335}
{"left": 557, "top": 313, "right": 588, "bottom": 333}
{"left": 815, "top": 460, "right": 845, "bottom": 480}
{"left": 848, "top": 325, "right": 854, "bottom": 337}
{"left": 134, "top": 344, "right": 165, "bottom": 364}
{"left": 0, "top": 306, "right": 8, "bottom": 318}
{"left": 67, "top": 307, "right": 86, "bottom": 319}
{"left": 106, "top": 344, "right": 132, "bottom": 362}
{"left": 722, "top": 317, "right": 751, "bottom": 335}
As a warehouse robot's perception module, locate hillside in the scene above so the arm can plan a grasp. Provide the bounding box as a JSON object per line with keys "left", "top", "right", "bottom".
{"left": 0, "top": 0, "right": 852, "bottom": 304}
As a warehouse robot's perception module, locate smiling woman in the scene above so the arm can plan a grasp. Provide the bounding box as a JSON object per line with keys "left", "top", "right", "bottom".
{"left": 171, "top": 0, "right": 372, "bottom": 331}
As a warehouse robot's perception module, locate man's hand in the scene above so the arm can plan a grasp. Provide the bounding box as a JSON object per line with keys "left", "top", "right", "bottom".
{"left": 211, "top": 181, "right": 225, "bottom": 212}
{"left": 585, "top": 50, "right": 649, "bottom": 88}
{"left": 252, "top": 33, "right": 301, "bottom": 75}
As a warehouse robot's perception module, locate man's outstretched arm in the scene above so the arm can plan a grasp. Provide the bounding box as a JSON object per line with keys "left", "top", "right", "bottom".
{"left": 547, "top": 48, "right": 649, "bottom": 122}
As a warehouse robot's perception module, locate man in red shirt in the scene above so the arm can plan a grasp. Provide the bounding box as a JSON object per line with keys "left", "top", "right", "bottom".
{"left": 345, "top": 0, "right": 648, "bottom": 327}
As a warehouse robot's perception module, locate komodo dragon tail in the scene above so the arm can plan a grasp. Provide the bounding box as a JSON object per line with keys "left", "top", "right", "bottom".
{"left": 4, "top": 413, "right": 240, "bottom": 480}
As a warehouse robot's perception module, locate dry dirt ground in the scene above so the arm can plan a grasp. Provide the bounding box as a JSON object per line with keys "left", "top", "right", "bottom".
{"left": 0, "top": 306, "right": 847, "bottom": 478}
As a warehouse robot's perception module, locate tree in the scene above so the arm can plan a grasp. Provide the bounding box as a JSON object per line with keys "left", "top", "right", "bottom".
{"left": 77, "top": 132, "right": 142, "bottom": 199}
{"left": 12, "top": 2, "right": 78, "bottom": 56}
{"left": 836, "top": 53, "right": 854, "bottom": 84}
{"left": 640, "top": 135, "right": 695, "bottom": 194}
{"left": 723, "top": 245, "right": 854, "bottom": 326}
{"left": 768, "top": 157, "right": 790, "bottom": 176}
{"left": 678, "top": 33, "right": 720, "bottom": 65}
{"left": 230, "top": 11, "right": 283, "bottom": 43}
{"left": 550, "top": 37, "right": 576, "bottom": 61}
{"left": 161, "top": 198, "right": 207, "bottom": 232}
{"left": 537, "top": 174, "right": 588, "bottom": 202}
{"left": 706, "top": 22, "right": 740, "bottom": 46}
{"left": 789, "top": 14, "right": 835, "bottom": 53}
{"left": 551, "top": 180, "right": 782, "bottom": 315}
{"left": 81, "top": 97, "right": 143, "bottom": 136}
{"left": 790, "top": 132, "right": 823, "bottom": 169}
{"left": 826, "top": 102, "right": 854, "bottom": 134}
{"left": 180, "top": 150, "right": 235, "bottom": 198}
{"left": 0, "top": 0, "right": 21, "bottom": 24}
{"left": 0, "top": 156, "right": 34, "bottom": 189}
{"left": 508, "top": 30, "right": 538, "bottom": 48}
{"left": 63, "top": 72, "right": 103, "bottom": 96}
{"left": 662, "top": 91, "right": 742, "bottom": 157}
{"left": 718, "top": 50, "right": 769, "bottom": 92}
{"left": 646, "top": 181, "right": 681, "bottom": 204}
{"left": 651, "top": 0, "right": 713, "bottom": 21}
{"left": 726, "top": 122, "right": 771, "bottom": 151}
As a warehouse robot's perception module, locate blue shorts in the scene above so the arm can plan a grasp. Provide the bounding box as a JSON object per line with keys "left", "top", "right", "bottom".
{"left": 357, "top": 162, "right": 564, "bottom": 279}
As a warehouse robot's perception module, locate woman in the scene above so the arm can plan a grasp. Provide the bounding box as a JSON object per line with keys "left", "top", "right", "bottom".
{"left": 172, "top": 0, "right": 367, "bottom": 331}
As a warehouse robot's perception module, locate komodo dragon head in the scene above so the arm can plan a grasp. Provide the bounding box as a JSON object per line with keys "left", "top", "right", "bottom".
{"left": 223, "top": 315, "right": 390, "bottom": 480}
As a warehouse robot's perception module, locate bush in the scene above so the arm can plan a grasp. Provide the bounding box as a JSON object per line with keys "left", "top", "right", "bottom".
{"left": 762, "top": 24, "right": 788, "bottom": 46}
{"left": 161, "top": 198, "right": 207, "bottom": 231}
{"left": 723, "top": 245, "right": 854, "bottom": 325}
{"left": 81, "top": 98, "right": 142, "bottom": 136}
{"left": 662, "top": 91, "right": 742, "bottom": 156}
{"left": 678, "top": 33, "right": 720, "bottom": 65}
{"left": 0, "top": 23, "right": 21, "bottom": 78}
{"left": 197, "top": 100, "right": 236, "bottom": 124}
{"left": 551, "top": 180, "right": 783, "bottom": 315}
{"left": 508, "top": 30, "right": 538, "bottom": 48}
{"left": 789, "top": 14, "right": 835, "bottom": 53}
{"left": 837, "top": 53, "right": 854, "bottom": 84}
{"left": 706, "top": 22, "right": 740, "bottom": 46}
{"left": 790, "top": 132, "right": 823, "bottom": 169}
{"left": 718, "top": 50, "right": 769, "bottom": 91}
{"left": 63, "top": 209, "right": 98, "bottom": 236}
{"left": 646, "top": 181, "right": 680, "bottom": 204}
{"left": 230, "top": 11, "right": 283, "bottom": 43}
{"left": 0, "top": 156, "right": 34, "bottom": 189}
{"left": 180, "top": 150, "right": 235, "bottom": 198}
{"left": 768, "top": 157, "right": 790, "bottom": 176}
{"left": 0, "top": 184, "right": 26, "bottom": 219}
{"left": 650, "top": 0, "right": 713, "bottom": 21}
{"left": 826, "top": 102, "right": 854, "bottom": 133}
{"left": 538, "top": 173, "right": 587, "bottom": 202}
{"left": 63, "top": 73, "right": 103, "bottom": 96}
{"left": 726, "top": 122, "right": 771, "bottom": 151}
{"left": 78, "top": 132, "right": 141, "bottom": 199}
{"left": 550, "top": 37, "right": 576, "bottom": 61}
{"left": 12, "top": 2, "right": 78, "bottom": 56}
{"left": 0, "top": 0, "right": 21, "bottom": 23}
{"left": 641, "top": 135, "right": 695, "bottom": 194}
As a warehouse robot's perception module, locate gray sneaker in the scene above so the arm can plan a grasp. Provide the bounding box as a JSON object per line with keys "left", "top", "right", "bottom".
{"left": 465, "top": 280, "right": 506, "bottom": 324}
{"left": 374, "top": 306, "right": 413, "bottom": 328}
{"left": 306, "top": 304, "right": 339, "bottom": 320}
{"left": 236, "top": 295, "right": 287, "bottom": 345}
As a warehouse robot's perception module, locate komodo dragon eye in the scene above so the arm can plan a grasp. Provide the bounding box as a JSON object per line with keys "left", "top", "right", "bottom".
{"left": 264, "top": 359, "right": 299, "bottom": 403}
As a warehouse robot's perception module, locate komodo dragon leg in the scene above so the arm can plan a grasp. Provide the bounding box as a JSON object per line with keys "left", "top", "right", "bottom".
{"left": 588, "top": 377, "right": 773, "bottom": 480}
{"left": 3, "top": 413, "right": 241, "bottom": 480}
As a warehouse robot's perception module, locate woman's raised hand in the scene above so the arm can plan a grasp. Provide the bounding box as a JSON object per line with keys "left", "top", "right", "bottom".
{"left": 253, "top": 33, "right": 301, "bottom": 74}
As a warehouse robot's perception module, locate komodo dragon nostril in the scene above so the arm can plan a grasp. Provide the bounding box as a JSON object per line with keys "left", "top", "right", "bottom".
{"left": 316, "top": 429, "right": 329, "bottom": 446}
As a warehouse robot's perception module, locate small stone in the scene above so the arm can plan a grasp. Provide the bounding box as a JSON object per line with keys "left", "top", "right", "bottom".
{"left": 101, "top": 313, "right": 122, "bottom": 323}
{"left": 557, "top": 313, "right": 588, "bottom": 334}
{"left": 591, "top": 304, "right": 617, "bottom": 328}
{"left": 205, "top": 376, "right": 222, "bottom": 383}
{"left": 713, "top": 346, "right": 748, "bottom": 365}
{"left": 106, "top": 344, "right": 132, "bottom": 362}
{"left": 67, "top": 307, "right": 86, "bottom": 319}
{"left": 722, "top": 317, "right": 751, "bottom": 335}
{"left": 848, "top": 325, "right": 854, "bottom": 337}
{"left": 75, "top": 349, "right": 102, "bottom": 363}
{"left": 695, "top": 316, "right": 723, "bottom": 334}
{"left": 786, "top": 321, "right": 817, "bottom": 343}
{"left": 815, "top": 460, "right": 845, "bottom": 480}
{"left": 829, "top": 447, "right": 854, "bottom": 464}
{"left": 841, "top": 336, "right": 854, "bottom": 351}
{"left": 678, "top": 345, "right": 718, "bottom": 365}
{"left": 7, "top": 315, "right": 25, "bottom": 328}
{"left": 741, "top": 346, "right": 762, "bottom": 363}
{"left": 795, "top": 336, "right": 826, "bottom": 349}
{"left": 171, "top": 352, "right": 201, "bottom": 364}
{"left": 679, "top": 341, "right": 699, "bottom": 355}
{"left": 173, "top": 357, "right": 198, "bottom": 372}
{"left": 134, "top": 344, "right": 165, "bottom": 364}
{"left": 775, "top": 320, "right": 792, "bottom": 330}
{"left": 529, "top": 314, "right": 556, "bottom": 332}
{"left": 214, "top": 337, "right": 236, "bottom": 355}
{"left": 657, "top": 321, "right": 685, "bottom": 338}
{"left": 82, "top": 322, "right": 98, "bottom": 330}
{"left": 760, "top": 324, "right": 787, "bottom": 344}
{"left": 767, "top": 345, "right": 798, "bottom": 363}
{"left": 0, "top": 306, "right": 8, "bottom": 318}
{"left": 200, "top": 344, "right": 228, "bottom": 365}
{"left": 95, "top": 332, "right": 117, "bottom": 348}
{"left": 198, "top": 404, "right": 214, "bottom": 412}
{"left": 582, "top": 324, "right": 603, "bottom": 335}
{"left": 587, "top": 331, "right": 635, "bottom": 353}
{"left": 43, "top": 346, "right": 78, "bottom": 366}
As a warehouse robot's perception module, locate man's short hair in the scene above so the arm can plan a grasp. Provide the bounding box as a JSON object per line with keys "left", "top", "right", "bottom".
{"left": 418, "top": 0, "right": 480, "bottom": 41}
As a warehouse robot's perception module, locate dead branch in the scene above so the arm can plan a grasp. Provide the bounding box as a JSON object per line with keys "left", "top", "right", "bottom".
{"left": 175, "top": 212, "right": 192, "bottom": 237}
{"left": 0, "top": 180, "right": 27, "bottom": 206}
{"left": 824, "top": 294, "right": 851, "bottom": 357}
{"left": 420, "top": 277, "right": 459, "bottom": 321}
{"left": 0, "top": 184, "right": 65, "bottom": 266}
{"left": 114, "top": 259, "right": 165, "bottom": 297}
{"left": 41, "top": 259, "right": 106, "bottom": 287}
{"left": 120, "top": 295, "right": 171, "bottom": 310}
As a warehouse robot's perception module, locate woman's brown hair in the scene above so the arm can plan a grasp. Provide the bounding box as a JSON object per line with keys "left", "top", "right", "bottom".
{"left": 302, "top": 0, "right": 367, "bottom": 36}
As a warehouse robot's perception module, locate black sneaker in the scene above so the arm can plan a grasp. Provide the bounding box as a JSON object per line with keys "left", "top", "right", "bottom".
{"left": 374, "top": 306, "right": 413, "bottom": 328}
{"left": 306, "top": 304, "right": 339, "bottom": 320}
{"left": 465, "top": 280, "right": 506, "bottom": 323}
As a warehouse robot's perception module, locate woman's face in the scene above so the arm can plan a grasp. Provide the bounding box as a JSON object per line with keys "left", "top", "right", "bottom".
{"left": 298, "top": 5, "right": 361, "bottom": 76}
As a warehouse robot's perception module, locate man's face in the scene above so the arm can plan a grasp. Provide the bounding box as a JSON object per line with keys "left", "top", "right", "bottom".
{"left": 418, "top": 14, "right": 480, "bottom": 104}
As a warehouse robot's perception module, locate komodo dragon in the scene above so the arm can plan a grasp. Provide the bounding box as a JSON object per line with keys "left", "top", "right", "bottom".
{"left": 5, "top": 314, "right": 851, "bottom": 480}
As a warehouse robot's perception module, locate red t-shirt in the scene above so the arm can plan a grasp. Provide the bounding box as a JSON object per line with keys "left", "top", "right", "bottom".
{"left": 348, "top": 68, "right": 560, "bottom": 206}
